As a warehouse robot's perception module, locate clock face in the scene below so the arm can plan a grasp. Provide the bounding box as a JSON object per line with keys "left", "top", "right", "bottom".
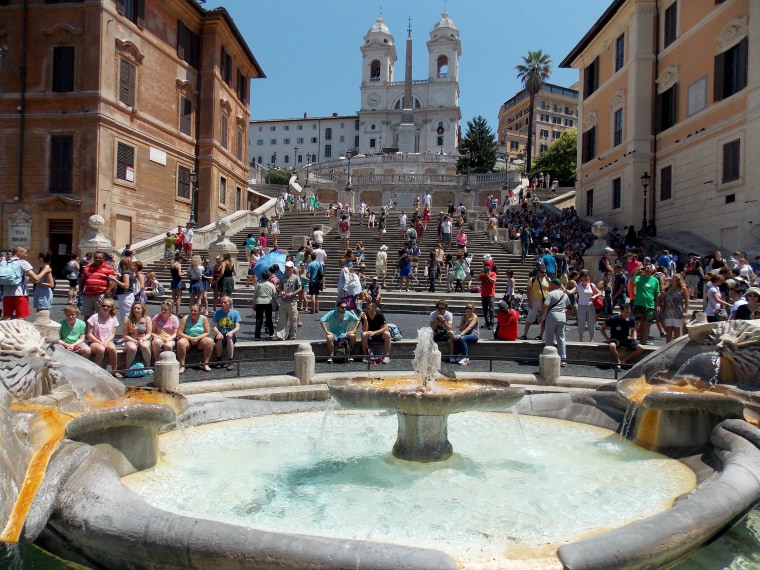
{"left": 367, "top": 93, "right": 381, "bottom": 108}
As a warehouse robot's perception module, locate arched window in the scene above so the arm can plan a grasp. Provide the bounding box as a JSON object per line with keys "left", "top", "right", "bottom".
{"left": 370, "top": 60, "right": 381, "bottom": 81}
{"left": 437, "top": 55, "right": 449, "bottom": 79}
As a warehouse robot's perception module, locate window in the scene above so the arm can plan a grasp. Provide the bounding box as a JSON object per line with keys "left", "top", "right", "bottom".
{"left": 583, "top": 57, "right": 599, "bottom": 98}
{"left": 119, "top": 58, "right": 136, "bottom": 107}
{"left": 284, "top": 156, "right": 289, "bottom": 164}
{"left": 613, "top": 108, "right": 623, "bottom": 146}
{"left": 116, "top": 142, "right": 135, "bottom": 182}
{"left": 116, "top": 0, "right": 144, "bottom": 27}
{"left": 49, "top": 135, "right": 73, "bottom": 194}
{"left": 565, "top": 119, "right": 574, "bottom": 127}
{"left": 296, "top": 138, "right": 304, "bottom": 144}
{"left": 270, "top": 138, "right": 276, "bottom": 145}
{"left": 615, "top": 34, "right": 625, "bottom": 72}
{"left": 325, "top": 128, "right": 332, "bottom": 140}
{"left": 510, "top": 140, "right": 519, "bottom": 150}
{"left": 663, "top": 2, "right": 677, "bottom": 48}
{"left": 540, "top": 144, "right": 548, "bottom": 153}
{"left": 660, "top": 165, "right": 672, "bottom": 201}
{"left": 540, "top": 129, "right": 549, "bottom": 138}
{"left": 354, "top": 135, "right": 360, "bottom": 148}
{"left": 297, "top": 154, "right": 303, "bottom": 164}
{"left": 52, "top": 46, "right": 75, "bottom": 92}
{"left": 355, "top": 119, "right": 360, "bottom": 130}
{"left": 612, "top": 178, "right": 622, "bottom": 209}
{"left": 284, "top": 125, "right": 289, "bottom": 131}
{"left": 219, "top": 177, "right": 226, "bottom": 204}
{"left": 236, "top": 131, "right": 243, "bottom": 161}
{"left": 540, "top": 113, "right": 550, "bottom": 122}
{"left": 310, "top": 137, "right": 317, "bottom": 144}
{"left": 297, "top": 125, "right": 303, "bottom": 130}
{"left": 714, "top": 38, "right": 748, "bottom": 101}
{"left": 177, "top": 165, "right": 191, "bottom": 199}
{"left": 586, "top": 189, "right": 594, "bottom": 217}
{"left": 179, "top": 96, "right": 192, "bottom": 136}
{"left": 437, "top": 136, "right": 444, "bottom": 146}
{"left": 655, "top": 85, "right": 678, "bottom": 133}
{"left": 552, "top": 131, "right": 561, "bottom": 140}
{"left": 324, "top": 144, "right": 332, "bottom": 158}
{"left": 552, "top": 116, "right": 562, "bottom": 125}
{"left": 270, "top": 126, "right": 276, "bottom": 131}
{"left": 220, "top": 47, "right": 232, "bottom": 86}
{"left": 177, "top": 21, "right": 199, "bottom": 68}
{"left": 220, "top": 115, "right": 228, "bottom": 149}
{"left": 722, "top": 139, "right": 740, "bottom": 183}
{"left": 236, "top": 187, "right": 242, "bottom": 211}
{"left": 283, "top": 138, "right": 290, "bottom": 145}
{"left": 582, "top": 127, "right": 596, "bottom": 163}
{"left": 256, "top": 139, "right": 264, "bottom": 145}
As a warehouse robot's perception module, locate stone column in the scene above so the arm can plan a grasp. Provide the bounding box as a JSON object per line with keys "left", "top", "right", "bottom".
{"left": 207, "top": 218, "right": 239, "bottom": 266}
{"left": 539, "top": 346, "right": 561, "bottom": 385}
{"left": 33, "top": 311, "right": 61, "bottom": 345}
{"left": 154, "top": 351, "right": 180, "bottom": 391}
{"left": 294, "top": 343, "right": 315, "bottom": 385}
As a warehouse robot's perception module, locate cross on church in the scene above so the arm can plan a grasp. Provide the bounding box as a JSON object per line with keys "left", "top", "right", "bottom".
{"left": 407, "top": 17, "right": 412, "bottom": 36}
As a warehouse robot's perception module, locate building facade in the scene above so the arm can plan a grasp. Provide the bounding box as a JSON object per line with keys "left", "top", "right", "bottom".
{"left": 497, "top": 83, "right": 579, "bottom": 165}
{"left": 561, "top": 0, "right": 759, "bottom": 251}
{"left": 249, "top": 10, "right": 462, "bottom": 169}
{"left": 0, "top": 0, "right": 262, "bottom": 272}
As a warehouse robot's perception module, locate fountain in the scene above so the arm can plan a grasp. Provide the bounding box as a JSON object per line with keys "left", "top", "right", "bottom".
{"left": 2, "top": 317, "right": 760, "bottom": 568}
{"left": 328, "top": 327, "right": 525, "bottom": 461}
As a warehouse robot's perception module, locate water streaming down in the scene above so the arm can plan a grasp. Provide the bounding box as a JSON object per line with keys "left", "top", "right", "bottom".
{"left": 411, "top": 327, "right": 439, "bottom": 389}
{"left": 673, "top": 352, "right": 722, "bottom": 390}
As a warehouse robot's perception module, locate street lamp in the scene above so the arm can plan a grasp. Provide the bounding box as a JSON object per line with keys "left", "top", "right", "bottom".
{"left": 379, "top": 136, "right": 383, "bottom": 156}
{"left": 187, "top": 170, "right": 199, "bottom": 228}
{"left": 304, "top": 154, "right": 310, "bottom": 188}
{"left": 345, "top": 152, "right": 353, "bottom": 191}
{"left": 464, "top": 150, "right": 472, "bottom": 193}
{"left": 640, "top": 171, "right": 651, "bottom": 231}
{"left": 293, "top": 146, "right": 298, "bottom": 175}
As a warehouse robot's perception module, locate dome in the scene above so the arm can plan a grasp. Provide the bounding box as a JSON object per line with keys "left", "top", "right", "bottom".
{"left": 432, "top": 10, "right": 458, "bottom": 33}
{"left": 368, "top": 15, "right": 391, "bottom": 36}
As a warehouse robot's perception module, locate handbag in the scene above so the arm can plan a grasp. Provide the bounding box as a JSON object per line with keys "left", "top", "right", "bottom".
{"left": 592, "top": 296, "right": 604, "bottom": 310}
{"left": 341, "top": 295, "right": 356, "bottom": 310}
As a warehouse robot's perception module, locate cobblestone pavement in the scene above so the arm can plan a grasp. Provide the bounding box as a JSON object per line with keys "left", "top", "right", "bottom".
{"left": 43, "top": 294, "right": 665, "bottom": 388}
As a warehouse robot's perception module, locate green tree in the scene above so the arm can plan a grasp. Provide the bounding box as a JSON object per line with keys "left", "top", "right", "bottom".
{"left": 515, "top": 50, "right": 552, "bottom": 175}
{"left": 457, "top": 115, "right": 497, "bottom": 174}
{"left": 532, "top": 128, "right": 577, "bottom": 187}
{"left": 268, "top": 168, "right": 291, "bottom": 185}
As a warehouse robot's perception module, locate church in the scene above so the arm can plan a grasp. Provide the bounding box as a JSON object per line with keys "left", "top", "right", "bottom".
{"left": 249, "top": 11, "right": 462, "bottom": 168}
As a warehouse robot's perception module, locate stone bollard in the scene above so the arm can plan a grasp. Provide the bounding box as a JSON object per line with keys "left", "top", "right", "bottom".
{"left": 294, "top": 343, "right": 315, "bottom": 385}
{"left": 33, "top": 310, "right": 61, "bottom": 345}
{"left": 154, "top": 351, "right": 180, "bottom": 392}
{"left": 430, "top": 343, "right": 442, "bottom": 376}
{"left": 539, "top": 346, "right": 561, "bottom": 385}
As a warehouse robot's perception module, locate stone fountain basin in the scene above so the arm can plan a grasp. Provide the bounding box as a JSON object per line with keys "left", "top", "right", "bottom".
{"left": 328, "top": 377, "right": 525, "bottom": 415}
{"left": 25, "top": 393, "right": 760, "bottom": 570}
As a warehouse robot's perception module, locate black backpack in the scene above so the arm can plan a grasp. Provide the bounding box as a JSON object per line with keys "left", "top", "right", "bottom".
{"left": 333, "top": 339, "right": 350, "bottom": 363}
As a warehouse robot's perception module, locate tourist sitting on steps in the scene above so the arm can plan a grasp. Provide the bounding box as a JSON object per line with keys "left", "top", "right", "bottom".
{"left": 429, "top": 299, "right": 455, "bottom": 358}
{"left": 360, "top": 302, "right": 391, "bottom": 364}
{"left": 176, "top": 304, "right": 214, "bottom": 374}
{"left": 320, "top": 300, "right": 360, "bottom": 363}
{"left": 600, "top": 304, "right": 646, "bottom": 370}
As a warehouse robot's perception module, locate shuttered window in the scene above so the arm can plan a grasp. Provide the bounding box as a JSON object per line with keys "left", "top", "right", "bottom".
{"left": 50, "top": 135, "right": 73, "bottom": 194}
{"left": 714, "top": 38, "right": 748, "bottom": 102}
{"left": 221, "top": 115, "right": 228, "bottom": 150}
{"left": 119, "top": 59, "right": 136, "bottom": 107}
{"left": 52, "top": 46, "right": 75, "bottom": 92}
{"left": 116, "top": 142, "right": 135, "bottom": 181}
{"left": 180, "top": 97, "right": 192, "bottom": 135}
{"left": 177, "top": 165, "right": 191, "bottom": 199}
{"left": 722, "top": 140, "right": 740, "bottom": 183}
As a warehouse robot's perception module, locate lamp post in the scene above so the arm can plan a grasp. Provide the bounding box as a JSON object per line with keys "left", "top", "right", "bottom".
{"left": 640, "top": 171, "right": 651, "bottom": 232}
{"left": 304, "top": 155, "right": 310, "bottom": 188}
{"left": 345, "top": 152, "right": 353, "bottom": 191}
{"left": 379, "top": 136, "right": 383, "bottom": 155}
{"left": 464, "top": 150, "right": 471, "bottom": 193}
{"left": 187, "top": 170, "right": 199, "bottom": 228}
{"left": 293, "top": 145, "right": 298, "bottom": 176}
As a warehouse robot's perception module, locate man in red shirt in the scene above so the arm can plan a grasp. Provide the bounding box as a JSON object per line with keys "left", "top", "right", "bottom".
{"left": 494, "top": 300, "right": 519, "bottom": 340}
{"left": 79, "top": 250, "right": 116, "bottom": 319}
{"left": 479, "top": 255, "right": 498, "bottom": 329}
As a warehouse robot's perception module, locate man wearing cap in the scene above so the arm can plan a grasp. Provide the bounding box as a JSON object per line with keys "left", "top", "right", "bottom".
{"left": 363, "top": 276, "right": 383, "bottom": 306}
{"left": 375, "top": 245, "right": 388, "bottom": 287}
{"left": 541, "top": 278, "right": 570, "bottom": 367}
{"left": 275, "top": 261, "right": 301, "bottom": 340}
{"left": 479, "top": 256, "right": 498, "bottom": 330}
{"left": 735, "top": 286, "right": 760, "bottom": 320}
{"left": 494, "top": 299, "right": 519, "bottom": 341}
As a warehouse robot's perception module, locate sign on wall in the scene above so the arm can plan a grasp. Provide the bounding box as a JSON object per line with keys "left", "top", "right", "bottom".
{"left": 7, "top": 209, "right": 32, "bottom": 251}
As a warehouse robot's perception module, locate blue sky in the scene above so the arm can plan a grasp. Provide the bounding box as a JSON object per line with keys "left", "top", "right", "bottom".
{"left": 203, "top": 0, "right": 611, "bottom": 130}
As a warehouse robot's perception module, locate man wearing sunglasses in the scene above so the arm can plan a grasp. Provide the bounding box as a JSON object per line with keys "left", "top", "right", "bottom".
{"left": 320, "top": 300, "right": 360, "bottom": 363}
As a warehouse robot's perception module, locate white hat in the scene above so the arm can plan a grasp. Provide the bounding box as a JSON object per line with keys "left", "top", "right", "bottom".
{"left": 483, "top": 254, "right": 492, "bottom": 261}
{"left": 285, "top": 261, "right": 295, "bottom": 268}
{"left": 380, "top": 245, "right": 388, "bottom": 251}
{"left": 604, "top": 247, "right": 614, "bottom": 252}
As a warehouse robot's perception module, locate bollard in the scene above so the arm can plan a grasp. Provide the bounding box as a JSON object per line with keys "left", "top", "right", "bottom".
{"left": 294, "top": 343, "right": 315, "bottom": 385}
{"left": 154, "top": 351, "right": 180, "bottom": 391}
{"left": 539, "top": 346, "right": 561, "bottom": 385}
{"left": 33, "top": 310, "right": 61, "bottom": 345}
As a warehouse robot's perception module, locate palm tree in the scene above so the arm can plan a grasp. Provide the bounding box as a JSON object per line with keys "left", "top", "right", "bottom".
{"left": 516, "top": 50, "right": 552, "bottom": 175}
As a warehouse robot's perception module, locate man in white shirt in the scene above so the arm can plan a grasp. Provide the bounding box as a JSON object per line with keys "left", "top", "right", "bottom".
{"left": 311, "top": 226, "right": 324, "bottom": 247}
{"left": 398, "top": 211, "right": 407, "bottom": 237}
{"left": 183, "top": 226, "right": 194, "bottom": 260}
{"left": 441, "top": 216, "right": 453, "bottom": 250}
{"left": 313, "top": 246, "right": 327, "bottom": 265}
{"left": 424, "top": 191, "right": 432, "bottom": 209}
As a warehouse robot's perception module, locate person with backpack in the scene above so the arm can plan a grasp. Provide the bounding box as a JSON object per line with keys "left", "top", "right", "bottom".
{"left": 307, "top": 257, "right": 324, "bottom": 313}
{"left": 1, "top": 246, "right": 38, "bottom": 320}
{"left": 65, "top": 253, "right": 80, "bottom": 305}
{"left": 320, "top": 299, "right": 360, "bottom": 363}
